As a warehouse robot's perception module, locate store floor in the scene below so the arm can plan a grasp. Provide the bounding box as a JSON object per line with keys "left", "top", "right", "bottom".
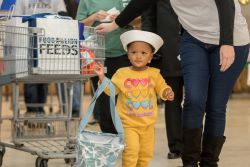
{"left": 0, "top": 94, "right": 250, "bottom": 167}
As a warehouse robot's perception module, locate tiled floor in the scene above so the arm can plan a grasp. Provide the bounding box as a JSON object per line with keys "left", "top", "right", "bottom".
{"left": 0, "top": 94, "right": 250, "bottom": 167}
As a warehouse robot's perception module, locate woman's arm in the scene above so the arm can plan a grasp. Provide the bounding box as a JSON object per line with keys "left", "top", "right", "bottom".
{"left": 95, "top": 0, "right": 158, "bottom": 33}
{"left": 79, "top": 13, "right": 96, "bottom": 26}
{"left": 115, "top": 0, "right": 158, "bottom": 27}
{"left": 214, "top": 0, "right": 235, "bottom": 45}
{"left": 214, "top": 0, "right": 236, "bottom": 72}
{"left": 141, "top": 5, "right": 157, "bottom": 32}
{"left": 76, "top": 0, "right": 108, "bottom": 26}
{"left": 79, "top": 10, "right": 109, "bottom": 26}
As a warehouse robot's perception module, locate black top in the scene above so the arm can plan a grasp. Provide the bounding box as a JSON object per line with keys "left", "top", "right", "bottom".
{"left": 64, "top": 0, "right": 79, "bottom": 19}
{"left": 141, "top": 0, "right": 182, "bottom": 77}
{"left": 116, "top": 0, "right": 235, "bottom": 45}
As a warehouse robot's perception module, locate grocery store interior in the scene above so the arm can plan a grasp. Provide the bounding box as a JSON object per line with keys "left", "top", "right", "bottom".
{"left": 0, "top": 0, "right": 249, "bottom": 167}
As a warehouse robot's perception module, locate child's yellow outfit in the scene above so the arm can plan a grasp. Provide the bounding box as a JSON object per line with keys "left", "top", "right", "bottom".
{"left": 104, "top": 66, "right": 171, "bottom": 167}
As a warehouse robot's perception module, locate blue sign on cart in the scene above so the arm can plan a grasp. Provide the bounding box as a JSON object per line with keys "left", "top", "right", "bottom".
{"left": 0, "top": 0, "right": 16, "bottom": 10}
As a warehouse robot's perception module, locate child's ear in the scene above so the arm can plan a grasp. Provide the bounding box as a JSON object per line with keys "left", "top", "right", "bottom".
{"left": 148, "top": 54, "right": 154, "bottom": 63}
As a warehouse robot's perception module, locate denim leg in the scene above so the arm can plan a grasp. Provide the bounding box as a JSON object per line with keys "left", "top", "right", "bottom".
{"left": 59, "top": 83, "right": 66, "bottom": 112}
{"left": 60, "top": 82, "right": 81, "bottom": 113}
{"left": 24, "top": 84, "right": 39, "bottom": 112}
{"left": 204, "top": 44, "right": 249, "bottom": 137}
{"left": 180, "top": 33, "right": 209, "bottom": 129}
{"left": 37, "top": 84, "right": 48, "bottom": 112}
{"left": 72, "top": 82, "right": 80, "bottom": 111}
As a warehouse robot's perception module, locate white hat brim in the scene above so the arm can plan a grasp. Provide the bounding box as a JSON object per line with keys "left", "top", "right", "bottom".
{"left": 120, "top": 30, "right": 164, "bottom": 54}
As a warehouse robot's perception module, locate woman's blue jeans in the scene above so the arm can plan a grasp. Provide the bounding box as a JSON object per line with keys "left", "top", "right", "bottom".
{"left": 180, "top": 32, "right": 249, "bottom": 137}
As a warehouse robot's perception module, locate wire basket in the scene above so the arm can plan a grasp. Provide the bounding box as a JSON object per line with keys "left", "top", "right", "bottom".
{"left": 0, "top": 25, "right": 105, "bottom": 83}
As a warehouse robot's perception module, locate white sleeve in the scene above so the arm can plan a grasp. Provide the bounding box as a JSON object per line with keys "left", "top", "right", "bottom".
{"left": 54, "top": 0, "right": 67, "bottom": 13}
{"left": 14, "top": 0, "right": 24, "bottom": 15}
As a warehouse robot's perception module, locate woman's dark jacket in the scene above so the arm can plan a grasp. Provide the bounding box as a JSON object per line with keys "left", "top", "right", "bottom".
{"left": 141, "top": 0, "right": 182, "bottom": 77}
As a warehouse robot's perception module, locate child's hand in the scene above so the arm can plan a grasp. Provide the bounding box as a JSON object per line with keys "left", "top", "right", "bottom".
{"left": 94, "top": 62, "right": 105, "bottom": 81}
{"left": 163, "top": 88, "right": 174, "bottom": 101}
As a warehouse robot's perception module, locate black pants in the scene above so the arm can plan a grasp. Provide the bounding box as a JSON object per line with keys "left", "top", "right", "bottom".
{"left": 164, "top": 76, "right": 184, "bottom": 153}
{"left": 24, "top": 84, "right": 48, "bottom": 113}
{"left": 91, "top": 55, "right": 130, "bottom": 133}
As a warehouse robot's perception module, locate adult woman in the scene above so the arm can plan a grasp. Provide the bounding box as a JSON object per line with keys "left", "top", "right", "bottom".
{"left": 95, "top": 0, "right": 250, "bottom": 166}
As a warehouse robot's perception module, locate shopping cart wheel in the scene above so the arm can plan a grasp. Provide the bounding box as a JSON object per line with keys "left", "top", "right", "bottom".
{"left": 64, "top": 158, "right": 76, "bottom": 165}
{"left": 0, "top": 152, "right": 3, "bottom": 167}
{"left": 64, "top": 158, "right": 70, "bottom": 164}
{"left": 0, "top": 146, "right": 5, "bottom": 166}
{"left": 0, "top": 147, "right": 5, "bottom": 155}
{"left": 35, "top": 157, "right": 48, "bottom": 167}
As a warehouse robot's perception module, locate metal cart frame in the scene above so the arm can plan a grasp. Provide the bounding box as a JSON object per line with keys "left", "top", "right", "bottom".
{"left": 0, "top": 18, "right": 105, "bottom": 167}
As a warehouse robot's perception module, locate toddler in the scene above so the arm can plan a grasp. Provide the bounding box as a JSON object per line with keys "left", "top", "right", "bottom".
{"left": 94, "top": 30, "right": 174, "bottom": 167}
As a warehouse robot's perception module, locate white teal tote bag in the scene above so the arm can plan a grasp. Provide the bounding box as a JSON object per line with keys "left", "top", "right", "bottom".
{"left": 76, "top": 77, "right": 124, "bottom": 167}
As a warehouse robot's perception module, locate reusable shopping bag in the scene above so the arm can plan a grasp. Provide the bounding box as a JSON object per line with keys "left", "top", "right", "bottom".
{"left": 76, "top": 77, "right": 125, "bottom": 167}
{"left": 23, "top": 13, "right": 80, "bottom": 74}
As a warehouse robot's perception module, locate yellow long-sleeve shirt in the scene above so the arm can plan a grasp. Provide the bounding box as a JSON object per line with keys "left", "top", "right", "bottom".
{"left": 104, "top": 67, "right": 171, "bottom": 128}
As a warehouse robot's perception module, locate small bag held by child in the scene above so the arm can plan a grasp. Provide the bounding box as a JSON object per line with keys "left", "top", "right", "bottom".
{"left": 76, "top": 77, "right": 124, "bottom": 167}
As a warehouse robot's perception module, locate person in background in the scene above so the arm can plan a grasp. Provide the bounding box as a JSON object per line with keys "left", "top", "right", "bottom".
{"left": 14, "top": 0, "right": 67, "bottom": 115}
{"left": 76, "top": 0, "right": 133, "bottom": 131}
{"left": 64, "top": 0, "right": 79, "bottom": 19}
{"left": 95, "top": 0, "right": 250, "bottom": 166}
{"left": 94, "top": 30, "right": 174, "bottom": 167}
{"left": 141, "top": 0, "right": 183, "bottom": 159}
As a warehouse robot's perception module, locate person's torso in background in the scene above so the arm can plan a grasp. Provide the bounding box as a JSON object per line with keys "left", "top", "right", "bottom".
{"left": 156, "top": 0, "right": 182, "bottom": 77}
{"left": 170, "top": 0, "right": 250, "bottom": 46}
{"left": 14, "top": 0, "right": 66, "bottom": 15}
{"left": 64, "top": 0, "right": 79, "bottom": 19}
{"left": 76, "top": 0, "right": 133, "bottom": 58}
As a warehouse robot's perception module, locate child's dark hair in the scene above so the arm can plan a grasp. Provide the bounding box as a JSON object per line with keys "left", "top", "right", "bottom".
{"left": 127, "top": 41, "right": 155, "bottom": 53}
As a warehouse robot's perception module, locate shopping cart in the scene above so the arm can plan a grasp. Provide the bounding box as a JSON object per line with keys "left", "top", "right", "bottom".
{"left": 0, "top": 20, "right": 105, "bottom": 167}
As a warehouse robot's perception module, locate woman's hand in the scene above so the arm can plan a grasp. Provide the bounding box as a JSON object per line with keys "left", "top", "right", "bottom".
{"left": 81, "top": 10, "right": 109, "bottom": 26}
{"left": 109, "top": 14, "right": 118, "bottom": 21}
{"left": 219, "top": 45, "right": 235, "bottom": 72}
{"left": 163, "top": 88, "right": 174, "bottom": 101}
{"left": 94, "top": 10, "right": 109, "bottom": 22}
{"left": 95, "top": 21, "right": 119, "bottom": 33}
{"left": 94, "top": 62, "right": 105, "bottom": 81}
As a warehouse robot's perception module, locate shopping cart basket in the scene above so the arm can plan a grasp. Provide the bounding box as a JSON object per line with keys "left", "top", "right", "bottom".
{"left": 0, "top": 22, "right": 105, "bottom": 167}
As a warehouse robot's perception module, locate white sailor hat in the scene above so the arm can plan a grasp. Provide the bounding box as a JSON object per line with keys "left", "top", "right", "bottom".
{"left": 120, "top": 30, "right": 164, "bottom": 54}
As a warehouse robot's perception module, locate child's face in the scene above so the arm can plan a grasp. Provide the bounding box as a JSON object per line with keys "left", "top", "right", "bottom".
{"left": 127, "top": 41, "right": 154, "bottom": 70}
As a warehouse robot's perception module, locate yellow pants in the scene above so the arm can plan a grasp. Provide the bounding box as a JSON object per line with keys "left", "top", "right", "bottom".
{"left": 122, "top": 125, "right": 155, "bottom": 167}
